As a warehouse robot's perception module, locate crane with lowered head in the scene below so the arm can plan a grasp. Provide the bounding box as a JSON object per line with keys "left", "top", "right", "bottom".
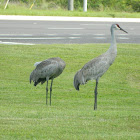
{"left": 30, "top": 57, "right": 66, "bottom": 105}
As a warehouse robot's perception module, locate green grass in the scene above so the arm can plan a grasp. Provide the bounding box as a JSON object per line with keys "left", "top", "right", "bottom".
{"left": 0, "top": 44, "right": 140, "bottom": 139}
{"left": 0, "top": 3, "right": 140, "bottom": 18}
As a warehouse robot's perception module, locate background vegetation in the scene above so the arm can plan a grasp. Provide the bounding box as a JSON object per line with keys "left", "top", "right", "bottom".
{"left": 0, "top": 0, "right": 140, "bottom": 12}
{"left": 0, "top": 44, "right": 140, "bottom": 139}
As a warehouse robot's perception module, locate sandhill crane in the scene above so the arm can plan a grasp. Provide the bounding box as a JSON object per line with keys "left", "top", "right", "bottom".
{"left": 30, "top": 57, "right": 66, "bottom": 105}
{"left": 74, "top": 24, "right": 128, "bottom": 110}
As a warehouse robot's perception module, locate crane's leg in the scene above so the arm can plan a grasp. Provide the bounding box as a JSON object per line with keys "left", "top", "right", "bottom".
{"left": 50, "top": 79, "right": 53, "bottom": 106}
{"left": 46, "top": 81, "right": 48, "bottom": 105}
{"left": 94, "top": 79, "right": 98, "bottom": 110}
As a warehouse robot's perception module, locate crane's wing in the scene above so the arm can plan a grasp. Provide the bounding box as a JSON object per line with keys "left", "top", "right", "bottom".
{"left": 81, "top": 54, "right": 111, "bottom": 81}
{"left": 35, "top": 59, "right": 59, "bottom": 79}
{"left": 30, "top": 60, "right": 57, "bottom": 83}
{"left": 30, "top": 57, "right": 65, "bottom": 86}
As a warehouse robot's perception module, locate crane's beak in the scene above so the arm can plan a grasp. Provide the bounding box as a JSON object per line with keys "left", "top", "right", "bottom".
{"left": 120, "top": 27, "right": 128, "bottom": 33}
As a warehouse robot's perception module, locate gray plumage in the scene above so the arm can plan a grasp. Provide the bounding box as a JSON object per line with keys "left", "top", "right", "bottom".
{"left": 30, "top": 57, "right": 66, "bottom": 105}
{"left": 74, "top": 24, "right": 128, "bottom": 110}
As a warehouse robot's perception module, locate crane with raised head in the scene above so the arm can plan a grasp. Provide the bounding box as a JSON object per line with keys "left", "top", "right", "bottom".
{"left": 74, "top": 24, "right": 128, "bottom": 110}
{"left": 30, "top": 57, "right": 66, "bottom": 105}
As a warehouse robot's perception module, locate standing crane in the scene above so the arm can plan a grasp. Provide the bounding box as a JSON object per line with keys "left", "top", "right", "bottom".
{"left": 30, "top": 57, "right": 66, "bottom": 105}
{"left": 74, "top": 24, "right": 128, "bottom": 110}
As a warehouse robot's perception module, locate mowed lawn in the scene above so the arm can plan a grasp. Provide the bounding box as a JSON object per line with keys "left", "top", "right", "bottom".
{"left": 0, "top": 44, "right": 139, "bottom": 140}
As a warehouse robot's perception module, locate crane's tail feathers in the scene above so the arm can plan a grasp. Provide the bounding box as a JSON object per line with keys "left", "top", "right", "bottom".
{"left": 34, "top": 61, "right": 41, "bottom": 67}
{"left": 74, "top": 72, "right": 80, "bottom": 91}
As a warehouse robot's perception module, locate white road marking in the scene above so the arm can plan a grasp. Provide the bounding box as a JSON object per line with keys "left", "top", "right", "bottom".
{"left": 69, "top": 37, "right": 80, "bottom": 39}
{"left": 117, "top": 34, "right": 129, "bottom": 36}
{"left": 80, "top": 24, "right": 110, "bottom": 26}
{"left": 0, "top": 34, "right": 33, "bottom": 36}
{"left": 94, "top": 37, "right": 106, "bottom": 39}
{"left": 0, "top": 41, "right": 34, "bottom": 45}
{"left": 94, "top": 34, "right": 105, "bottom": 36}
{"left": 80, "top": 24, "right": 95, "bottom": 25}
{"left": 0, "top": 33, "right": 130, "bottom": 45}
{"left": 71, "top": 34, "right": 81, "bottom": 36}
{"left": 0, "top": 37, "right": 64, "bottom": 40}
{"left": 130, "top": 28, "right": 134, "bottom": 30}
{"left": 48, "top": 28, "right": 84, "bottom": 30}
{"left": 0, "top": 37, "right": 81, "bottom": 40}
{"left": 118, "top": 37, "right": 129, "bottom": 40}
{"left": 44, "top": 34, "right": 57, "bottom": 36}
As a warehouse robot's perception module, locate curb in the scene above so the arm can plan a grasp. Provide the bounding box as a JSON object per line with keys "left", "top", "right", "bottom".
{"left": 0, "top": 15, "right": 140, "bottom": 22}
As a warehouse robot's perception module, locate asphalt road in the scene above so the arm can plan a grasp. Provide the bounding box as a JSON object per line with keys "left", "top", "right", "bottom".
{"left": 0, "top": 20, "right": 139, "bottom": 45}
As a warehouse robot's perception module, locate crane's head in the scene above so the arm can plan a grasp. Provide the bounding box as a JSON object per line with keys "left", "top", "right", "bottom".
{"left": 113, "top": 24, "right": 128, "bottom": 33}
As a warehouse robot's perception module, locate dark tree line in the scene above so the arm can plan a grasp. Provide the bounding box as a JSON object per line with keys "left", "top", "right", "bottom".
{"left": 2, "top": 0, "right": 140, "bottom": 12}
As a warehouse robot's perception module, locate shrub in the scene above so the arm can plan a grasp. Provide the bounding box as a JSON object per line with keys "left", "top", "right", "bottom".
{"left": 131, "top": 0, "right": 140, "bottom": 12}
{"left": 2, "top": 0, "right": 140, "bottom": 12}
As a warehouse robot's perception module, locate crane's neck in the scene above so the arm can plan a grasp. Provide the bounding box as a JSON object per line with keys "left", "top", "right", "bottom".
{"left": 108, "top": 27, "right": 117, "bottom": 53}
